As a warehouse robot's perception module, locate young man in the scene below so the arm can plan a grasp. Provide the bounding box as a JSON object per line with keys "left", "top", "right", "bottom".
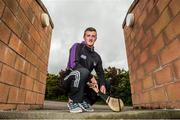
{"left": 64, "top": 27, "right": 106, "bottom": 113}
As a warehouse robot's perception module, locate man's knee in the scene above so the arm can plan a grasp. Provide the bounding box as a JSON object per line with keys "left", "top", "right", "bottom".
{"left": 77, "top": 67, "right": 90, "bottom": 77}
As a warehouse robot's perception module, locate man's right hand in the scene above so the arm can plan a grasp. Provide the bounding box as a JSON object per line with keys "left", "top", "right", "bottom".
{"left": 90, "top": 76, "right": 98, "bottom": 90}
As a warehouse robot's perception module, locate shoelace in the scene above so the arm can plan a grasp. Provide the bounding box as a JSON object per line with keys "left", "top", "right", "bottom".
{"left": 69, "top": 102, "right": 79, "bottom": 109}
{"left": 81, "top": 101, "right": 90, "bottom": 108}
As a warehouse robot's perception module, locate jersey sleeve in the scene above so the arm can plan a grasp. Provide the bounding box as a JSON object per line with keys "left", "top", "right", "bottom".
{"left": 67, "top": 43, "right": 82, "bottom": 69}
{"left": 95, "top": 55, "right": 105, "bottom": 86}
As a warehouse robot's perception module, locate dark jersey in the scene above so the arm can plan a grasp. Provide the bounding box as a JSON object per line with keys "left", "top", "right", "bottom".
{"left": 67, "top": 41, "right": 105, "bottom": 86}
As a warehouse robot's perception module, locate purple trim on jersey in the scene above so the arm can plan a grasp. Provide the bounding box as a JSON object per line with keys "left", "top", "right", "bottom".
{"left": 67, "top": 43, "right": 78, "bottom": 69}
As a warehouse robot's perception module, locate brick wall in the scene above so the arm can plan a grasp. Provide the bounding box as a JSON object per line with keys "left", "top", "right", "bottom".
{"left": 0, "top": 0, "right": 53, "bottom": 110}
{"left": 123, "top": 0, "right": 180, "bottom": 109}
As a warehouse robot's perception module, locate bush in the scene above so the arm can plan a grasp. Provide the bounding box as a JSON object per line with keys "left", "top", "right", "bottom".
{"left": 45, "top": 67, "right": 132, "bottom": 106}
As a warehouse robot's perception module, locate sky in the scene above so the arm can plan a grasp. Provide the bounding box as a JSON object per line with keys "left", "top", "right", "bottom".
{"left": 41, "top": 0, "right": 133, "bottom": 74}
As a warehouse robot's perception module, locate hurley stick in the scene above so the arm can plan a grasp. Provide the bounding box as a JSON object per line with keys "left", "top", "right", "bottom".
{"left": 87, "top": 82, "right": 124, "bottom": 112}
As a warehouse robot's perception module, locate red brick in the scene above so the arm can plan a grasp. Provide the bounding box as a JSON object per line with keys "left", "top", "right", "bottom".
{"left": 0, "top": 83, "right": 9, "bottom": 102}
{"left": 30, "top": 104, "right": 43, "bottom": 109}
{"left": 36, "top": 93, "right": 44, "bottom": 104}
{"left": 139, "top": 49, "right": 148, "bottom": 65}
{"left": 7, "top": 87, "right": 18, "bottom": 103}
{"left": 133, "top": 47, "right": 140, "bottom": 58}
{"left": 20, "top": 74, "right": 34, "bottom": 90}
{"left": 3, "top": 0, "right": 19, "bottom": 14}
{"left": 140, "top": 92, "right": 151, "bottom": 104}
{"left": 144, "top": 56, "right": 159, "bottom": 74}
{"left": 19, "top": 0, "right": 35, "bottom": 23}
{"left": 133, "top": 81, "right": 142, "bottom": 94}
{"left": 155, "top": 65, "right": 173, "bottom": 85}
{"left": 26, "top": 0, "right": 33, "bottom": 5}
{"left": 169, "top": 102, "right": 180, "bottom": 109}
{"left": 8, "top": 87, "right": 26, "bottom": 104}
{"left": 34, "top": 43, "right": 43, "bottom": 58}
{"left": 136, "top": 67, "right": 145, "bottom": 80}
{"left": 17, "top": 88, "right": 26, "bottom": 103}
{"left": 150, "top": 33, "right": 165, "bottom": 55}
{"left": 26, "top": 48, "right": 37, "bottom": 66}
{"left": 146, "top": 0, "right": 158, "bottom": 13}
{"left": 0, "top": 65, "right": 21, "bottom": 86}
{"left": 141, "top": 30, "right": 152, "bottom": 49}
{"left": 135, "top": 28, "right": 144, "bottom": 45}
{"left": 0, "top": 0, "right": 5, "bottom": 18}
{"left": 130, "top": 31, "right": 135, "bottom": 41}
{"left": 166, "top": 82, "right": 180, "bottom": 101}
{"left": 127, "top": 54, "right": 134, "bottom": 66}
{"left": 15, "top": 6, "right": 31, "bottom": 32}
{"left": 138, "top": 0, "right": 148, "bottom": 12}
{"left": 2, "top": 7, "right": 22, "bottom": 38}
{"left": 33, "top": 80, "right": 45, "bottom": 94}
{"left": 31, "top": 0, "right": 41, "bottom": 20}
{"left": 0, "top": 62, "right": 2, "bottom": 73}
{"left": 173, "top": 59, "right": 180, "bottom": 79}
{"left": 129, "top": 41, "right": 135, "bottom": 54}
{"left": 0, "top": 20, "right": 11, "bottom": 44}
{"left": 130, "top": 60, "right": 138, "bottom": 72}
{"left": 129, "top": 73, "right": 136, "bottom": 83}
{"left": 0, "top": 41, "right": 6, "bottom": 62}
{"left": 9, "top": 33, "right": 27, "bottom": 58}
{"left": 152, "top": 7, "right": 171, "bottom": 37}
{"left": 143, "top": 75, "right": 154, "bottom": 90}
{"left": 21, "top": 31, "right": 35, "bottom": 51}
{"left": 165, "top": 14, "right": 180, "bottom": 41}
{"left": 156, "top": 0, "right": 171, "bottom": 14}
{"left": 150, "top": 87, "right": 168, "bottom": 102}
{"left": 29, "top": 26, "right": 41, "bottom": 44}
{"left": 0, "top": 104, "right": 16, "bottom": 110}
{"left": 169, "top": 0, "right": 180, "bottom": 17}
{"left": 143, "top": 6, "right": 159, "bottom": 31}
{"left": 130, "top": 84, "right": 134, "bottom": 94}
{"left": 38, "top": 59, "right": 47, "bottom": 73}
{"left": 3, "top": 47, "right": 16, "bottom": 67}
{"left": 25, "top": 90, "right": 36, "bottom": 104}
{"left": 160, "top": 39, "right": 180, "bottom": 65}
{"left": 14, "top": 55, "right": 26, "bottom": 73}
{"left": 24, "top": 61, "right": 30, "bottom": 75}
{"left": 39, "top": 72, "right": 47, "bottom": 84}
{"left": 132, "top": 94, "right": 140, "bottom": 105}
{"left": 29, "top": 65, "right": 38, "bottom": 79}
{"left": 16, "top": 104, "right": 30, "bottom": 111}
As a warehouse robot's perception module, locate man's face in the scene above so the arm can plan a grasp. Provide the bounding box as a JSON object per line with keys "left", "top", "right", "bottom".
{"left": 84, "top": 31, "right": 97, "bottom": 47}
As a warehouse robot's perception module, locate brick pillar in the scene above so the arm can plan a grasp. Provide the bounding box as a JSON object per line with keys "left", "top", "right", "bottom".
{"left": 0, "top": 0, "right": 53, "bottom": 110}
{"left": 123, "top": 0, "right": 180, "bottom": 109}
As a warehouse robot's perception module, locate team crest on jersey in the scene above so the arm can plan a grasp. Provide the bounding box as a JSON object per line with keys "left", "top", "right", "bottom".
{"left": 80, "top": 54, "right": 87, "bottom": 59}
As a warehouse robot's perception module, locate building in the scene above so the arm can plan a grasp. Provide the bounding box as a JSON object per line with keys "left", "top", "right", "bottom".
{"left": 123, "top": 0, "right": 180, "bottom": 109}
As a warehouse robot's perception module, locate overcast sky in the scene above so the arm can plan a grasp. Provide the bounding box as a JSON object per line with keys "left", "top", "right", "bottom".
{"left": 42, "top": 0, "right": 133, "bottom": 74}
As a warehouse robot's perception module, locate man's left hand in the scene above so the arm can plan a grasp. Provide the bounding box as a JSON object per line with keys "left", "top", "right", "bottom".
{"left": 100, "top": 85, "right": 106, "bottom": 94}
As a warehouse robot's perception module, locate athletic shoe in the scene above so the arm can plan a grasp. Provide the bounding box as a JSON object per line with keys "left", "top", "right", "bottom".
{"left": 78, "top": 101, "right": 94, "bottom": 112}
{"left": 67, "top": 102, "right": 83, "bottom": 113}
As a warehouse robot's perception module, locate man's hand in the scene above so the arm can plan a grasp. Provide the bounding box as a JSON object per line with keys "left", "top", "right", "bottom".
{"left": 100, "top": 85, "right": 106, "bottom": 94}
{"left": 90, "top": 76, "right": 98, "bottom": 88}
{"left": 91, "top": 76, "right": 97, "bottom": 84}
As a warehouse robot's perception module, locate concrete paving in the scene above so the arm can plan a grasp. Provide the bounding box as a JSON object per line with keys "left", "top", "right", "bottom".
{"left": 0, "top": 100, "right": 180, "bottom": 119}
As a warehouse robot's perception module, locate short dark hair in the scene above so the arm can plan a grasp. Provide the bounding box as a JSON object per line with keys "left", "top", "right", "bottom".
{"left": 84, "top": 27, "right": 97, "bottom": 36}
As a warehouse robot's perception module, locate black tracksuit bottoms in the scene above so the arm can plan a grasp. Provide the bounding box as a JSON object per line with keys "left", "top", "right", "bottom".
{"left": 63, "top": 67, "right": 109, "bottom": 105}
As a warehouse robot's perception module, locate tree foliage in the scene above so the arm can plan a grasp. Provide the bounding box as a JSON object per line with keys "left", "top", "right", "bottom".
{"left": 45, "top": 67, "right": 132, "bottom": 105}
{"left": 104, "top": 67, "right": 132, "bottom": 105}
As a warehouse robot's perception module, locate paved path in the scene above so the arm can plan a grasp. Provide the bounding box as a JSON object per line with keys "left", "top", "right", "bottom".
{"left": 0, "top": 100, "right": 180, "bottom": 119}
